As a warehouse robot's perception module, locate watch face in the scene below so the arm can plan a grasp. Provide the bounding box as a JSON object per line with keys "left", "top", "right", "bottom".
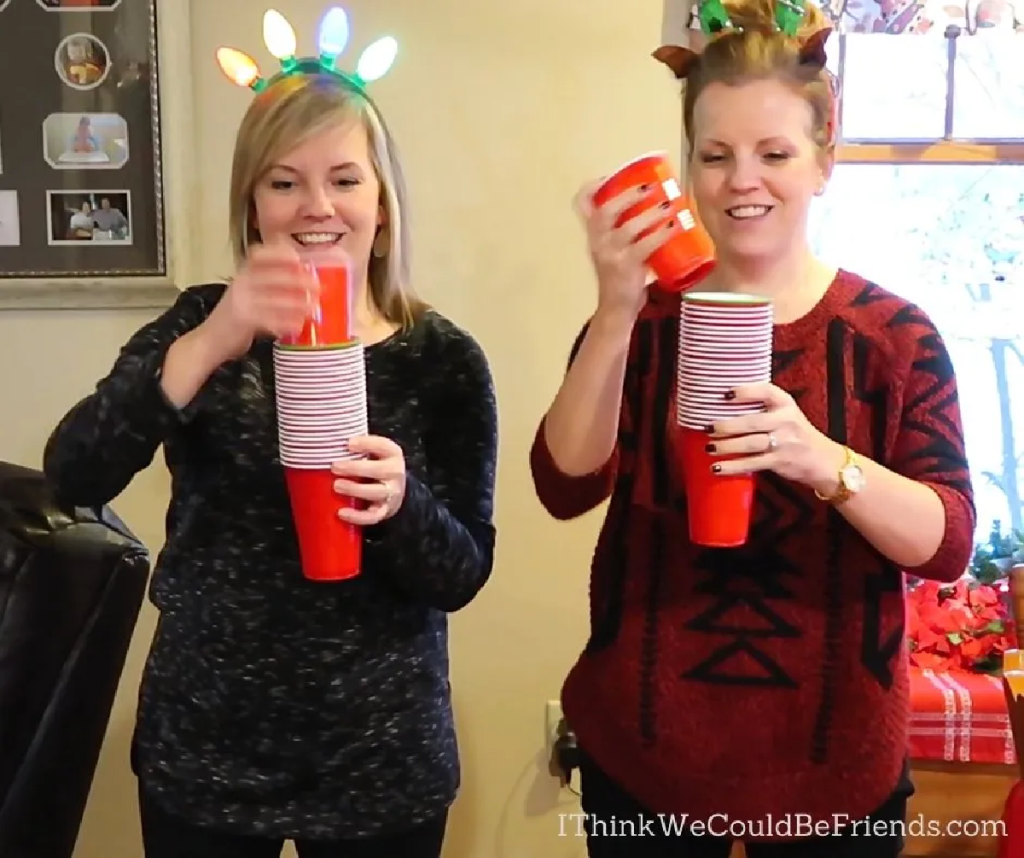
{"left": 842, "top": 465, "right": 865, "bottom": 493}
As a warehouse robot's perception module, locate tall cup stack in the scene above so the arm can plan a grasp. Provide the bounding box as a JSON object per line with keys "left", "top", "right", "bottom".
{"left": 673, "top": 292, "right": 774, "bottom": 547}
{"left": 273, "top": 260, "right": 366, "bottom": 581}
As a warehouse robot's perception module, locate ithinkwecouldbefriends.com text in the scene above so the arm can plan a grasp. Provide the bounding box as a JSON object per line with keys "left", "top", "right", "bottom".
{"left": 558, "top": 812, "right": 1005, "bottom": 839}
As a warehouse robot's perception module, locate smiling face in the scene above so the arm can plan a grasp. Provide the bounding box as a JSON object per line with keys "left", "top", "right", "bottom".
{"left": 689, "top": 78, "right": 829, "bottom": 265}
{"left": 252, "top": 121, "right": 382, "bottom": 273}
{"left": 230, "top": 75, "right": 422, "bottom": 326}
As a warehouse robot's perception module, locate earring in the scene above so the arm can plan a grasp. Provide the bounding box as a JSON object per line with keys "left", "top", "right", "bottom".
{"left": 372, "top": 229, "right": 388, "bottom": 258}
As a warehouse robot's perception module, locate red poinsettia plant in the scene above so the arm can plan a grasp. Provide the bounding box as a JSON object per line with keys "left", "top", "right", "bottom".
{"left": 906, "top": 576, "right": 1015, "bottom": 674}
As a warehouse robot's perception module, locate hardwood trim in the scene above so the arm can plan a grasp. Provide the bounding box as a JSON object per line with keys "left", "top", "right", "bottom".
{"left": 837, "top": 141, "right": 1024, "bottom": 164}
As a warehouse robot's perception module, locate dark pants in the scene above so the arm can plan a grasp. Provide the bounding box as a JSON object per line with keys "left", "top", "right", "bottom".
{"left": 138, "top": 783, "right": 448, "bottom": 858}
{"left": 577, "top": 751, "right": 914, "bottom": 858}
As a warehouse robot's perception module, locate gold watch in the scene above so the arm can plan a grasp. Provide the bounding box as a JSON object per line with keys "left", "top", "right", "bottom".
{"left": 814, "top": 446, "right": 865, "bottom": 505}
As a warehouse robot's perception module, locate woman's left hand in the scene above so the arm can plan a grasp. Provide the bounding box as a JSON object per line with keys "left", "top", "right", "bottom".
{"left": 330, "top": 435, "right": 407, "bottom": 525}
{"left": 705, "top": 382, "right": 843, "bottom": 492}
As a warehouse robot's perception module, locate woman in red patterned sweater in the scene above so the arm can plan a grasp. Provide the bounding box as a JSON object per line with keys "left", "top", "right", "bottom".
{"left": 529, "top": 1, "right": 975, "bottom": 856}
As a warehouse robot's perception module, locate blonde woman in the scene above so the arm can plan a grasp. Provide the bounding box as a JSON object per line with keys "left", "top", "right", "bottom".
{"left": 43, "top": 45, "right": 497, "bottom": 858}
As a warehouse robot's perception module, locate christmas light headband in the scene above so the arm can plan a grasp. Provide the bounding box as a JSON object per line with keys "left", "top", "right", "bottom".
{"left": 216, "top": 6, "right": 397, "bottom": 94}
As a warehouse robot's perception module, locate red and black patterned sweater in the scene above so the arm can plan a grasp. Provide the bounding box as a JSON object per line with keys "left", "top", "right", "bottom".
{"left": 530, "top": 270, "right": 975, "bottom": 836}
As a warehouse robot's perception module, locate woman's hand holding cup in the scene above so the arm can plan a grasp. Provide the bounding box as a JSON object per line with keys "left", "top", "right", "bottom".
{"left": 575, "top": 180, "right": 678, "bottom": 328}
{"left": 204, "top": 243, "right": 321, "bottom": 362}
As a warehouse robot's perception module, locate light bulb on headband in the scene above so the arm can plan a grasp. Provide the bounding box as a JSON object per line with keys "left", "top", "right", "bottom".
{"left": 356, "top": 36, "right": 397, "bottom": 83}
{"left": 318, "top": 7, "right": 350, "bottom": 69}
{"left": 215, "top": 5, "right": 398, "bottom": 93}
{"left": 216, "top": 47, "right": 263, "bottom": 89}
{"left": 263, "top": 9, "right": 298, "bottom": 73}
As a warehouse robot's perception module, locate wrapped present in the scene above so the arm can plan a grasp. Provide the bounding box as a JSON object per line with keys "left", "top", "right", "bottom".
{"left": 910, "top": 667, "right": 1017, "bottom": 764}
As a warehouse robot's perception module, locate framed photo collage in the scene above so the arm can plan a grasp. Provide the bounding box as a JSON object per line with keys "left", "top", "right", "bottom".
{"left": 0, "top": 0, "right": 174, "bottom": 307}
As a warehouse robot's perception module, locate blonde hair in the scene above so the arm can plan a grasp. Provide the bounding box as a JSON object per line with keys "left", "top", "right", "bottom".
{"left": 228, "top": 74, "right": 426, "bottom": 329}
{"left": 683, "top": 0, "right": 834, "bottom": 154}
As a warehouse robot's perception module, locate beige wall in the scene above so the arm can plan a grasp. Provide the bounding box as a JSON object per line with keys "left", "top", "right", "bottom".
{"left": 0, "top": 1, "right": 680, "bottom": 855}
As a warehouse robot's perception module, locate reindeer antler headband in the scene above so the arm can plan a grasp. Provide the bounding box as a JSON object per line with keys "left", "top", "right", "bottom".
{"left": 653, "top": 0, "right": 831, "bottom": 80}
{"left": 216, "top": 6, "right": 398, "bottom": 94}
{"left": 653, "top": 0, "right": 836, "bottom": 142}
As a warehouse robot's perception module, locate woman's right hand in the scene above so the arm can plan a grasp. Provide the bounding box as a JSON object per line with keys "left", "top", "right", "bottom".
{"left": 202, "top": 243, "right": 320, "bottom": 362}
{"left": 574, "top": 180, "right": 678, "bottom": 325}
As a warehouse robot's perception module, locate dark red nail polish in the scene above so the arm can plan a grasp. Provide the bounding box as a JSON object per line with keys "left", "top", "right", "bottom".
{"left": 711, "top": 464, "right": 722, "bottom": 474}
{"left": 705, "top": 443, "right": 716, "bottom": 453}
{"left": 724, "top": 390, "right": 736, "bottom": 400}
{"left": 704, "top": 424, "right": 715, "bottom": 433}
{"left": 638, "top": 183, "right": 651, "bottom": 192}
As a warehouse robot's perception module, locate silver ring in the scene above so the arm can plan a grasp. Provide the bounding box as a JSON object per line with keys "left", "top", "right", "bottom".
{"left": 766, "top": 432, "right": 778, "bottom": 451}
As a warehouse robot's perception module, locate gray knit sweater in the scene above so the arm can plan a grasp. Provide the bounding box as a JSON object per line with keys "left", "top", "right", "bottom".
{"left": 42, "top": 283, "right": 498, "bottom": 839}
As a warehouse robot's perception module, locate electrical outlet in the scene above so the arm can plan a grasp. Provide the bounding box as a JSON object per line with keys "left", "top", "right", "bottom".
{"left": 545, "top": 699, "right": 564, "bottom": 756}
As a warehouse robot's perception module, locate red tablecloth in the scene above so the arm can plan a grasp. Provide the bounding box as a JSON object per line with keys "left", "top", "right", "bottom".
{"left": 909, "top": 667, "right": 1017, "bottom": 765}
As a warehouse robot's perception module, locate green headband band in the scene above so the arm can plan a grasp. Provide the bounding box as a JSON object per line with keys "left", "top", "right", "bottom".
{"left": 216, "top": 6, "right": 397, "bottom": 94}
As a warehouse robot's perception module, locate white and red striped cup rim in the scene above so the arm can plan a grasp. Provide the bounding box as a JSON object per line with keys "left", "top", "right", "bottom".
{"left": 274, "top": 378, "right": 367, "bottom": 389}
{"left": 279, "top": 457, "right": 359, "bottom": 470}
{"left": 272, "top": 358, "right": 363, "bottom": 367}
{"left": 273, "top": 341, "right": 364, "bottom": 354}
{"left": 676, "top": 411, "right": 763, "bottom": 423}
{"left": 274, "top": 382, "right": 368, "bottom": 396}
{"left": 679, "top": 350, "right": 771, "bottom": 361}
{"left": 274, "top": 400, "right": 367, "bottom": 415}
{"left": 675, "top": 415, "right": 731, "bottom": 430}
{"left": 681, "top": 326, "right": 771, "bottom": 336}
{"left": 681, "top": 317, "right": 772, "bottom": 329}
{"left": 679, "top": 329, "right": 772, "bottom": 338}
{"left": 681, "top": 308, "right": 773, "bottom": 318}
{"left": 277, "top": 423, "right": 368, "bottom": 438}
{"left": 273, "top": 364, "right": 366, "bottom": 376}
{"left": 677, "top": 391, "right": 764, "bottom": 405}
{"left": 278, "top": 420, "right": 368, "bottom": 436}
{"left": 276, "top": 408, "right": 367, "bottom": 422}
{"left": 676, "top": 403, "right": 764, "bottom": 417}
{"left": 279, "top": 447, "right": 353, "bottom": 457}
{"left": 274, "top": 363, "right": 364, "bottom": 375}
{"left": 279, "top": 451, "right": 360, "bottom": 467}
{"left": 677, "top": 364, "right": 771, "bottom": 376}
{"left": 677, "top": 356, "right": 771, "bottom": 367}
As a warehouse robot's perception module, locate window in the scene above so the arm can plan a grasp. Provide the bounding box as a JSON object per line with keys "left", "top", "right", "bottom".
{"left": 832, "top": 31, "right": 1024, "bottom": 149}
{"left": 808, "top": 31, "right": 1024, "bottom": 553}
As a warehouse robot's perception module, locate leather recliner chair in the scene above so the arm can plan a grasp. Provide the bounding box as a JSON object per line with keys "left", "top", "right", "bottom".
{"left": 0, "top": 460, "right": 150, "bottom": 858}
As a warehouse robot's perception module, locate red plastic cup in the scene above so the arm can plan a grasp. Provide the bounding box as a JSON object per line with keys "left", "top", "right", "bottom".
{"left": 591, "top": 151, "right": 715, "bottom": 292}
{"left": 280, "top": 260, "right": 354, "bottom": 347}
{"left": 672, "top": 425, "right": 755, "bottom": 548}
{"left": 283, "top": 467, "right": 363, "bottom": 581}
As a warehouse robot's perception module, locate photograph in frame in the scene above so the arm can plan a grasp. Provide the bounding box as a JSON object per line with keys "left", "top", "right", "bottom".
{"left": 0, "top": 191, "right": 20, "bottom": 246}
{"left": 54, "top": 32, "right": 113, "bottom": 91}
{"left": 47, "top": 189, "right": 131, "bottom": 245}
{"left": 36, "top": 0, "right": 123, "bottom": 9}
{"left": 43, "top": 113, "right": 130, "bottom": 170}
